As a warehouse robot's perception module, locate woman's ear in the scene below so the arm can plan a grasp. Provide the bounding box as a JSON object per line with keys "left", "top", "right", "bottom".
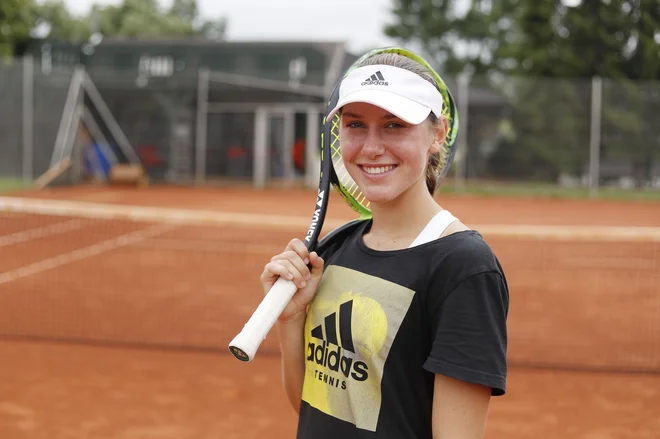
{"left": 429, "top": 117, "right": 448, "bottom": 154}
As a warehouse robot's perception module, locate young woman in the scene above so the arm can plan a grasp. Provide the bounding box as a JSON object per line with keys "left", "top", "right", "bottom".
{"left": 260, "top": 50, "right": 509, "bottom": 439}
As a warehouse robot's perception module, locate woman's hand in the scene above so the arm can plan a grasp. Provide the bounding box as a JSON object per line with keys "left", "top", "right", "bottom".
{"left": 260, "top": 238, "right": 324, "bottom": 322}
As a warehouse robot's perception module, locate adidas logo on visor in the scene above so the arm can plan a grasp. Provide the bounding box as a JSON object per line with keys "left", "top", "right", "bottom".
{"left": 361, "top": 71, "right": 388, "bottom": 86}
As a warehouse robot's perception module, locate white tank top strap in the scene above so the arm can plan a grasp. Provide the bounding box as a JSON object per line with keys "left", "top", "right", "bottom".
{"left": 408, "top": 210, "right": 459, "bottom": 248}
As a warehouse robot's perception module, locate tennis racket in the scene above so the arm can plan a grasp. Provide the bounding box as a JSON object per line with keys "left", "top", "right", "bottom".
{"left": 228, "top": 46, "right": 459, "bottom": 362}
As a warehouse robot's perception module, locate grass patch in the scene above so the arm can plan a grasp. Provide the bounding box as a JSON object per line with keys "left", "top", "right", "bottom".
{"left": 0, "top": 178, "right": 29, "bottom": 193}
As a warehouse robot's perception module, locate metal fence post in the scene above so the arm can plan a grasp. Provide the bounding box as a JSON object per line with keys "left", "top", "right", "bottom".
{"left": 22, "top": 56, "right": 34, "bottom": 183}
{"left": 195, "top": 67, "right": 209, "bottom": 184}
{"left": 589, "top": 76, "right": 602, "bottom": 199}
{"left": 253, "top": 107, "right": 268, "bottom": 189}
{"left": 305, "top": 108, "right": 320, "bottom": 189}
{"left": 454, "top": 73, "right": 470, "bottom": 191}
{"left": 282, "top": 109, "right": 295, "bottom": 182}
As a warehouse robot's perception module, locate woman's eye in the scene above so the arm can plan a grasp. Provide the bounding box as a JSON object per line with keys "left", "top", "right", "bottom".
{"left": 385, "top": 122, "right": 404, "bottom": 129}
{"left": 346, "top": 121, "right": 364, "bottom": 128}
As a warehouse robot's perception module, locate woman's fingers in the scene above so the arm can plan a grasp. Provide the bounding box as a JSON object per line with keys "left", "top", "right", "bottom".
{"left": 263, "top": 259, "right": 307, "bottom": 289}
{"left": 270, "top": 250, "right": 311, "bottom": 280}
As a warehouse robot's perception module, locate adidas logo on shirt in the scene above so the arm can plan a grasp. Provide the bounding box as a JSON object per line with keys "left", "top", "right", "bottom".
{"left": 307, "top": 300, "right": 369, "bottom": 388}
{"left": 361, "top": 71, "right": 388, "bottom": 86}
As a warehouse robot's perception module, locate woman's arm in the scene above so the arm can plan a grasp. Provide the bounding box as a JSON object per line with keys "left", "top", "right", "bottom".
{"left": 432, "top": 374, "right": 492, "bottom": 439}
{"left": 275, "top": 314, "right": 307, "bottom": 413}
{"left": 259, "top": 239, "right": 325, "bottom": 414}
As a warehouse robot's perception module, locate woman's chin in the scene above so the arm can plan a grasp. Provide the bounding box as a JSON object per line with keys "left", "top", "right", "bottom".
{"left": 360, "top": 188, "right": 399, "bottom": 206}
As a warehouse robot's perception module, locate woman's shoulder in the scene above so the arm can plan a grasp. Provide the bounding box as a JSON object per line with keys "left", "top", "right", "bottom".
{"left": 315, "top": 218, "right": 368, "bottom": 256}
{"left": 429, "top": 228, "right": 503, "bottom": 276}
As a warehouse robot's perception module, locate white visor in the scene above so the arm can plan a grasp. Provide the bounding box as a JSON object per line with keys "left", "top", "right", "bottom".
{"left": 327, "top": 64, "right": 444, "bottom": 125}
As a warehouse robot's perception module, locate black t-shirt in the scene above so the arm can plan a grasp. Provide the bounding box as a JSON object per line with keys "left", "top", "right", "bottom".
{"left": 296, "top": 219, "right": 509, "bottom": 439}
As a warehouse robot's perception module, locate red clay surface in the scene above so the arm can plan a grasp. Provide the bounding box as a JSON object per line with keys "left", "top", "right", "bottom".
{"left": 1, "top": 340, "right": 659, "bottom": 439}
{"left": 1, "top": 184, "right": 659, "bottom": 438}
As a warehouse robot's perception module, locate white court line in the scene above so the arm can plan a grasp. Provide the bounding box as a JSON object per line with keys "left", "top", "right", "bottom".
{"left": 0, "top": 224, "right": 174, "bottom": 286}
{"left": 473, "top": 224, "right": 660, "bottom": 242}
{"left": 0, "top": 196, "right": 315, "bottom": 229}
{"left": 1, "top": 196, "right": 660, "bottom": 242}
{"left": 0, "top": 219, "right": 88, "bottom": 248}
{"left": 132, "top": 238, "right": 283, "bottom": 255}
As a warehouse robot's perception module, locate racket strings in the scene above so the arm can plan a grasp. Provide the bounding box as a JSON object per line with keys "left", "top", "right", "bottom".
{"left": 329, "top": 115, "right": 371, "bottom": 213}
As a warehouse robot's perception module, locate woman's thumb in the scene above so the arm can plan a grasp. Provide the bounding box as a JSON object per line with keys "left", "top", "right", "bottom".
{"left": 309, "top": 252, "right": 324, "bottom": 277}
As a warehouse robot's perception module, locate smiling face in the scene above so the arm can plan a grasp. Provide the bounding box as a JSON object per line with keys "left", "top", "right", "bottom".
{"left": 339, "top": 102, "right": 443, "bottom": 206}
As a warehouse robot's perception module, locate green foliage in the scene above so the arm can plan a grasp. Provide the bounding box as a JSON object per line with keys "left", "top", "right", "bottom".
{"left": 36, "top": 0, "right": 93, "bottom": 42}
{"left": 37, "top": 0, "right": 227, "bottom": 42}
{"left": 385, "top": 0, "right": 519, "bottom": 75}
{"left": 386, "top": 0, "right": 660, "bottom": 79}
{"left": 1, "top": 0, "right": 228, "bottom": 58}
{"left": 0, "top": 178, "right": 28, "bottom": 193}
{"left": 0, "top": 0, "right": 37, "bottom": 58}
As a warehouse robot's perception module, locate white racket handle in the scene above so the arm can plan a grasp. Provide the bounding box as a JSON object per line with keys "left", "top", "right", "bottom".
{"left": 228, "top": 276, "right": 298, "bottom": 362}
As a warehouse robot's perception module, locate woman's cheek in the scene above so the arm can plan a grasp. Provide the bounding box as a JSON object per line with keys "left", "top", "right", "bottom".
{"left": 339, "top": 134, "right": 360, "bottom": 164}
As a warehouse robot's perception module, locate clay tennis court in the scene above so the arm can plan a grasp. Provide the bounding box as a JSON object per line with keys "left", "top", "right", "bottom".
{"left": 0, "top": 184, "right": 659, "bottom": 438}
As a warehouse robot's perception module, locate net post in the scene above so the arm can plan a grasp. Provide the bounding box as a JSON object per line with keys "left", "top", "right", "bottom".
{"left": 22, "top": 55, "right": 34, "bottom": 183}
{"left": 195, "top": 67, "right": 209, "bottom": 184}
{"left": 589, "top": 76, "right": 602, "bottom": 199}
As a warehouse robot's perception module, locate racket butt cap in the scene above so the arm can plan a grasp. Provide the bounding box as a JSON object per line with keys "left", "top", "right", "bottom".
{"left": 228, "top": 332, "right": 260, "bottom": 362}
{"left": 228, "top": 344, "right": 252, "bottom": 362}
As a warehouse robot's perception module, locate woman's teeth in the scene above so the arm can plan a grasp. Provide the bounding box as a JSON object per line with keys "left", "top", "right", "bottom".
{"left": 363, "top": 165, "right": 395, "bottom": 175}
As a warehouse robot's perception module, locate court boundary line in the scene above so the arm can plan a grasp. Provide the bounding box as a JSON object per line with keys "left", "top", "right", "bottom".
{"left": 2, "top": 196, "right": 660, "bottom": 242}
{"left": 0, "top": 218, "right": 89, "bottom": 248}
{"left": 0, "top": 223, "right": 174, "bottom": 286}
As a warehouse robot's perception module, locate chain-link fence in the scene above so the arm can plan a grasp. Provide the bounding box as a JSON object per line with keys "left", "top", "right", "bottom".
{"left": 600, "top": 78, "right": 660, "bottom": 188}
{"left": 1, "top": 56, "right": 659, "bottom": 194}
{"left": 457, "top": 75, "right": 593, "bottom": 184}
{"left": 1, "top": 59, "right": 75, "bottom": 185}
{"left": 445, "top": 74, "right": 660, "bottom": 193}
{"left": 0, "top": 61, "right": 24, "bottom": 181}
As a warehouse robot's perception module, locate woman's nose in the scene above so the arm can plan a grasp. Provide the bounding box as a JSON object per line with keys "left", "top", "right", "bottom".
{"left": 361, "top": 129, "right": 384, "bottom": 158}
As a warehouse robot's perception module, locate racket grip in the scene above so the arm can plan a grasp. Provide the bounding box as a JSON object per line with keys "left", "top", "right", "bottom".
{"left": 228, "top": 277, "right": 299, "bottom": 362}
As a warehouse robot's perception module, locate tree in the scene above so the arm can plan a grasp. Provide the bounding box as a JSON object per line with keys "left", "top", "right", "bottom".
{"left": 35, "top": 0, "right": 227, "bottom": 42}
{"left": 624, "top": 0, "right": 660, "bottom": 80}
{"left": 35, "top": 0, "right": 92, "bottom": 42}
{"left": 0, "top": 0, "right": 37, "bottom": 58}
{"left": 386, "top": 0, "right": 659, "bottom": 80}
{"left": 385, "top": 0, "right": 518, "bottom": 76}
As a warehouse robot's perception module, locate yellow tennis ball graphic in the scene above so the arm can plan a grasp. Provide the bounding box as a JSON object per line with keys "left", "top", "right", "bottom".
{"left": 340, "top": 292, "right": 388, "bottom": 359}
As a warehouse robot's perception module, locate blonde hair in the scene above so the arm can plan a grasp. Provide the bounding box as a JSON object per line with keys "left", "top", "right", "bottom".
{"left": 355, "top": 53, "right": 448, "bottom": 194}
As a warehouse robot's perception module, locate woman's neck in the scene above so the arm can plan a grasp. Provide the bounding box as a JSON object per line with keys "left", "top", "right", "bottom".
{"left": 365, "top": 181, "right": 442, "bottom": 250}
